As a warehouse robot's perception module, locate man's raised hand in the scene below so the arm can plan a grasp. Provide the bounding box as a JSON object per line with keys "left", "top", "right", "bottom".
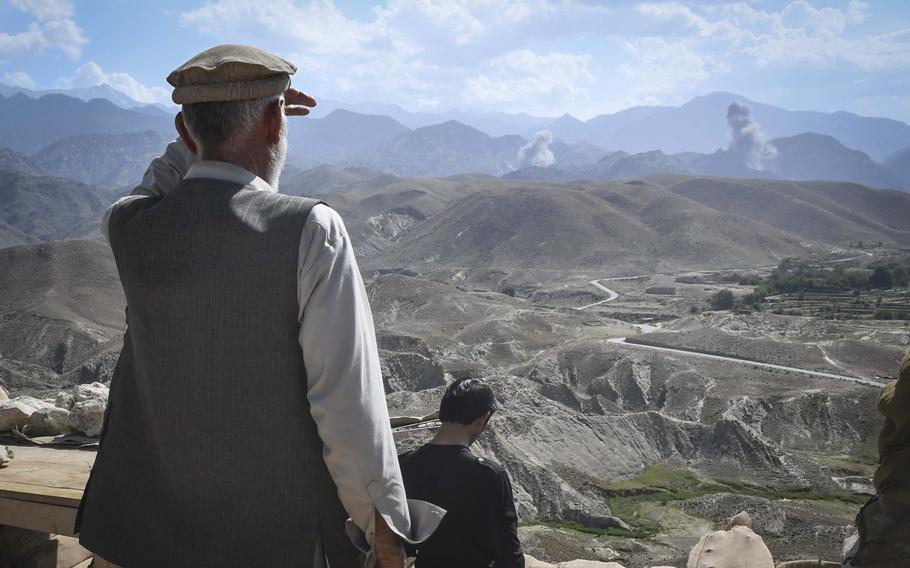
{"left": 284, "top": 88, "right": 317, "bottom": 116}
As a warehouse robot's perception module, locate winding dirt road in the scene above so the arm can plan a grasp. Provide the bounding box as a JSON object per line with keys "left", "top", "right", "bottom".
{"left": 576, "top": 276, "right": 647, "bottom": 310}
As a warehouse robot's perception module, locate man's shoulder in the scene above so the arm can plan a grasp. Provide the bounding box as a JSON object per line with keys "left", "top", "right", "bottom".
{"left": 258, "top": 189, "right": 327, "bottom": 216}
{"left": 251, "top": 193, "right": 342, "bottom": 238}
{"left": 401, "top": 444, "right": 505, "bottom": 477}
{"left": 108, "top": 194, "right": 165, "bottom": 224}
{"left": 473, "top": 454, "right": 507, "bottom": 477}
{"left": 303, "top": 202, "right": 347, "bottom": 245}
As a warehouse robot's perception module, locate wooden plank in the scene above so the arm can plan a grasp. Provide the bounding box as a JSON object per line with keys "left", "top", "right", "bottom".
{"left": 0, "top": 446, "right": 94, "bottom": 508}
{"left": 0, "top": 496, "right": 79, "bottom": 536}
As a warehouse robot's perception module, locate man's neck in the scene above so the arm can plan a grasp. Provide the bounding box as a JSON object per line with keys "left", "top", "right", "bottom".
{"left": 429, "top": 423, "right": 474, "bottom": 447}
{"left": 203, "top": 150, "right": 270, "bottom": 183}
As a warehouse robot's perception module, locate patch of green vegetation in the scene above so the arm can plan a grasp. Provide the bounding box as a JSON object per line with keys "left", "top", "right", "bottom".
{"left": 596, "top": 465, "right": 867, "bottom": 538}
{"left": 604, "top": 463, "right": 703, "bottom": 493}
{"left": 793, "top": 449, "right": 878, "bottom": 477}
{"left": 545, "top": 464, "right": 868, "bottom": 539}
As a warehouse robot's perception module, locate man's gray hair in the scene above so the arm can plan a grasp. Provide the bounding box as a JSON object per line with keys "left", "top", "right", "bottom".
{"left": 181, "top": 94, "right": 280, "bottom": 159}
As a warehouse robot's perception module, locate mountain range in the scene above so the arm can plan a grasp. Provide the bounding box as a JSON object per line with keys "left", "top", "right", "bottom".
{"left": 302, "top": 92, "right": 910, "bottom": 162}
{"left": 4, "top": 163, "right": 910, "bottom": 282}
{"left": 506, "top": 132, "right": 907, "bottom": 191}
{"left": 0, "top": 92, "right": 172, "bottom": 154}
{"left": 1, "top": 83, "right": 909, "bottom": 200}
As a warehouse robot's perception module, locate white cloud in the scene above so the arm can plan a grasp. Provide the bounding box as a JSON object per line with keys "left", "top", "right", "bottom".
{"left": 638, "top": 1, "right": 910, "bottom": 72}
{"left": 10, "top": 0, "right": 74, "bottom": 21}
{"left": 0, "top": 0, "right": 86, "bottom": 62}
{"left": 172, "top": 0, "right": 908, "bottom": 117}
{"left": 0, "top": 24, "right": 46, "bottom": 62}
{"left": 619, "top": 37, "right": 723, "bottom": 102}
{"left": 2, "top": 70, "right": 37, "bottom": 89}
{"left": 39, "top": 18, "right": 87, "bottom": 58}
{"left": 180, "top": 0, "right": 377, "bottom": 55}
{"left": 465, "top": 49, "right": 593, "bottom": 106}
{"left": 178, "top": 0, "right": 575, "bottom": 111}
{"left": 68, "top": 61, "right": 172, "bottom": 105}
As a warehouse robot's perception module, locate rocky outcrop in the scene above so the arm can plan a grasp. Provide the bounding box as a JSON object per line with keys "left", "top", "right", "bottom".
{"left": 59, "top": 350, "right": 120, "bottom": 386}
{"left": 379, "top": 333, "right": 446, "bottom": 393}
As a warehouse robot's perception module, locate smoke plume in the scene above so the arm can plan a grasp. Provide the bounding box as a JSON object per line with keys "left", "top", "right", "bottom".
{"left": 516, "top": 130, "right": 556, "bottom": 168}
{"left": 726, "top": 102, "right": 776, "bottom": 170}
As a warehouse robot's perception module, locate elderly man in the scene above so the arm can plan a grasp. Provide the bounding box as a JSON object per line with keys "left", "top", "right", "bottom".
{"left": 76, "top": 45, "right": 420, "bottom": 567}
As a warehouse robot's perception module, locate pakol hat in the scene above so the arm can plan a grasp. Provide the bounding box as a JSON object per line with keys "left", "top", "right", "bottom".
{"left": 167, "top": 44, "right": 297, "bottom": 104}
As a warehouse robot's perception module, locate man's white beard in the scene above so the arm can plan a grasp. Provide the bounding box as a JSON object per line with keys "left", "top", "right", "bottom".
{"left": 264, "top": 115, "right": 288, "bottom": 190}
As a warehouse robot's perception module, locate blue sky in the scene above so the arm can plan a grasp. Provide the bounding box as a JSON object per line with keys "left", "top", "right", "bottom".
{"left": 1, "top": 0, "right": 909, "bottom": 121}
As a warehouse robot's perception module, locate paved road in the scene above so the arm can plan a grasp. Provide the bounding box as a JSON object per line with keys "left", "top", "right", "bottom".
{"left": 606, "top": 336, "right": 884, "bottom": 389}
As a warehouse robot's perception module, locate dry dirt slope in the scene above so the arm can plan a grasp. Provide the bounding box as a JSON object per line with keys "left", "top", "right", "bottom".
{"left": 0, "top": 240, "right": 124, "bottom": 392}
{"left": 278, "top": 173, "right": 910, "bottom": 275}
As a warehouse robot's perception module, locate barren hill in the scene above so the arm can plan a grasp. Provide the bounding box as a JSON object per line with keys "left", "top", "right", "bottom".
{"left": 368, "top": 180, "right": 808, "bottom": 272}
{"left": 0, "top": 170, "right": 112, "bottom": 246}
{"left": 769, "top": 133, "right": 903, "bottom": 190}
{"left": 358, "top": 120, "right": 524, "bottom": 177}
{"left": 280, "top": 164, "right": 401, "bottom": 196}
{"left": 0, "top": 240, "right": 124, "bottom": 391}
{"left": 287, "top": 109, "right": 410, "bottom": 168}
{"left": 0, "top": 148, "right": 42, "bottom": 176}
{"left": 662, "top": 176, "right": 910, "bottom": 246}
{"left": 32, "top": 130, "right": 170, "bottom": 188}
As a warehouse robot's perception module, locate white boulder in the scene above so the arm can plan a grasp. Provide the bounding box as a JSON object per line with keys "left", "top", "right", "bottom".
{"left": 0, "top": 396, "right": 53, "bottom": 431}
{"left": 25, "top": 407, "right": 71, "bottom": 437}
{"left": 55, "top": 391, "right": 75, "bottom": 410}
{"left": 67, "top": 383, "right": 109, "bottom": 437}
{"left": 67, "top": 399, "right": 107, "bottom": 437}
{"left": 74, "top": 382, "right": 109, "bottom": 403}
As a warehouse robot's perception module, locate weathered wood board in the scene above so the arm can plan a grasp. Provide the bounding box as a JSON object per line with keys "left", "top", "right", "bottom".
{"left": 0, "top": 446, "right": 95, "bottom": 537}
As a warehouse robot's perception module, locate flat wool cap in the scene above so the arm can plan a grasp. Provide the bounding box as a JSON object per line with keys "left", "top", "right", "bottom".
{"left": 167, "top": 44, "right": 297, "bottom": 104}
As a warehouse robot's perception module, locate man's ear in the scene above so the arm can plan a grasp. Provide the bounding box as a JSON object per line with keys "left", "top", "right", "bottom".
{"left": 175, "top": 112, "right": 198, "bottom": 155}
{"left": 473, "top": 412, "right": 492, "bottom": 431}
{"left": 267, "top": 97, "right": 285, "bottom": 145}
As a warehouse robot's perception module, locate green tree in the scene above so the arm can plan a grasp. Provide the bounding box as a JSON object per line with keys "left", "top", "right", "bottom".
{"left": 710, "top": 289, "right": 735, "bottom": 310}
{"left": 870, "top": 266, "right": 894, "bottom": 289}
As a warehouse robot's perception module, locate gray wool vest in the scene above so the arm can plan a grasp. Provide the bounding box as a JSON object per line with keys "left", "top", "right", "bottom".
{"left": 76, "top": 179, "right": 360, "bottom": 567}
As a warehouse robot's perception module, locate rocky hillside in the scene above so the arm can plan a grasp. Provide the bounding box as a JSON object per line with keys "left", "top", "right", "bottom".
{"left": 0, "top": 93, "right": 171, "bottom": 154}
{"left": 0, "top": 240, "right": 124, "bottom": 393}
{"left": 357, "top": 121, "right": 525, "bottom": 177}
{"left": 31, "top": 130, "right": 170, "bottom": 188}
{"left": 0, "top": 170, "right": 112, "bottom": 246}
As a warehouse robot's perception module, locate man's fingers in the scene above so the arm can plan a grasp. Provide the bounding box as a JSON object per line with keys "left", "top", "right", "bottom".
{"left": 286, "top": 107, "right": 311, "bottom": 116}
{"left": 284, "top": 87, "right": 317, "bottom": 108}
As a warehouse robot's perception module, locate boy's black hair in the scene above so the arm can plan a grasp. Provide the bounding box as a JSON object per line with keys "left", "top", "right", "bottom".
{"left": 438, "top": 378, "right": 497, "bottom": 425}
